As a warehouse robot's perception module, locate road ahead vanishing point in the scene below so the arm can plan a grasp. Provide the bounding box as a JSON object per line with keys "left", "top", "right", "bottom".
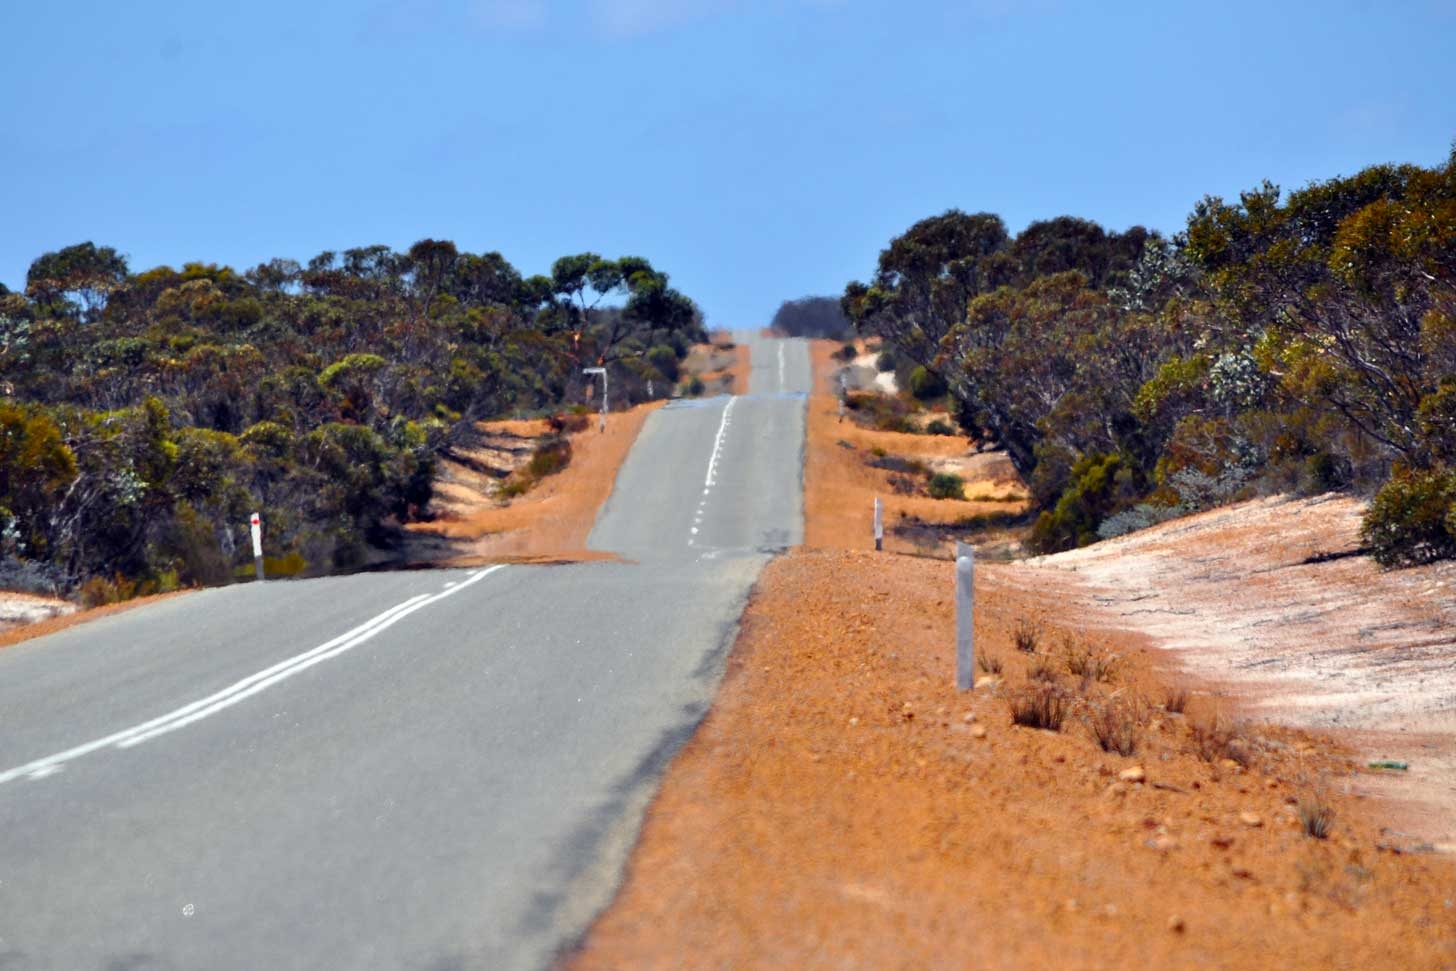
{"left": 0, "top": 332, "right": 811, "bottom": 970}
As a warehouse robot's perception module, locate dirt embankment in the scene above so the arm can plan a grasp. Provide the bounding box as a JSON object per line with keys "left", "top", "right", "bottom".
{"left": 1020, "top": 494, "right": 1456, "bottom": 845}
{"left": 406, "top": 336, "right": 750, "bottom": 566}
{"left": 569, "top": 338, "right": 1456, "bottom": 970}
{"left": 405, "top": 404, "right": 663, "bottom": 565}
{"left": 804, "top": 340, "right": 1026, "bottom": 557}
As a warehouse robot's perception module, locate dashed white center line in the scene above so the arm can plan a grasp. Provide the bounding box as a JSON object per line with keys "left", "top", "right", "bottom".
{"left": 691, "top": 395, "right": 738, "bottom": 547}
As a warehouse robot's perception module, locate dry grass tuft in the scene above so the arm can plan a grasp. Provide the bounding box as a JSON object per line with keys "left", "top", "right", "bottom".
{"left": 1027, "top": 657, "right": 1061, "bottom": 683}
{"left": 1298, "top": 791, "right": 1336, "bottom": 839}
{"left": 1063, "top": 641, "right": 1118, "bottom": 683}
{"left": 1013, "top": 618, "right": 1041, "bottom": 654}
{"left": 1189, "top": 715, "right": 1256, "bottom": 768}
{"left": 976, "top": 653, "right": 1003, "bottom": 675}
{"left": 1085, "top": 695, "right": 1142, "bottom": 756}
{"left": 1010, "top": 682, "right": 1069, "bottom": 731}
{"left": 1163, "top": 686, "right": 1190, "bottom": 714}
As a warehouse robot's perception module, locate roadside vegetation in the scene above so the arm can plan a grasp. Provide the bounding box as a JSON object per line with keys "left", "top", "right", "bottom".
{"left": 0, "top": 242, "right": 704, "bottom": 596}
{"left": 842, "top": 149, "right": 1456, "bottom": 565}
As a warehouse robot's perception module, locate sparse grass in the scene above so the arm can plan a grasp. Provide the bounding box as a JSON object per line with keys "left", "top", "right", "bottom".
{"left": 1027, "top": 657, "right": 1060, "bottom": 682}
{"left": 1190, "top": 715, "right": 1256, "bottom": 768}
{"left": 1063, "top": 641, "right": 1118, "bottom": 683}
{"left": 976, "top": 653, "right": 1003, "bottom": 675}
{"left": 1085, "top": 695, "right": 1142, "bottom": 756}
{"left": 1298, "top": 791, "right": 1336, "bottom": 839}
{"left": 1013, "top": 618, "right": 1041, "bottom": 654}
{"left": 1163, "top": 686, "right": 1190, "bottom": 714}
{"left": 1010, "top": 682, "right": 1069, "bottom": 731}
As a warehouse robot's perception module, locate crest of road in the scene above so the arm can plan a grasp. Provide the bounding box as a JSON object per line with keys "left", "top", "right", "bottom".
{"left": 0, "top": 332, "right": 811, "bottom": 970}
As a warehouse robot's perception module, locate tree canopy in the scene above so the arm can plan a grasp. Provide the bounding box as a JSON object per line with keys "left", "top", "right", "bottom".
{"left": 0, "top": 239, "right": 705, "bottom": 595}
{"left": 848, "top": 148, "right": 1456, "bottom": 563}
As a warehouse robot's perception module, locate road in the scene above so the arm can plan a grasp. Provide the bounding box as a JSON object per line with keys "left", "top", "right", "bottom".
{"left": 0, "top": 332, "right": 811, "bottom": 970}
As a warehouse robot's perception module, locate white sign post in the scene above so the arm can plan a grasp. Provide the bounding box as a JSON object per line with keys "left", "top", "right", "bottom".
{"left": 582, "top": 366, "right": 607, "bottom": 432}
{"left": 956, "top": 542, "right": 975, "bottom": 690}
{"left": 250, "top": 512, "right": 264, "bottom": 582}
{"left": 873, "top": 497, "right": 883, "bottom": 552}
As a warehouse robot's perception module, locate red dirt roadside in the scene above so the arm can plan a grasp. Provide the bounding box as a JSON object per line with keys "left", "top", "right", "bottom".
{"left": 567, "top": 340, "right": 1456, "bottom": 970}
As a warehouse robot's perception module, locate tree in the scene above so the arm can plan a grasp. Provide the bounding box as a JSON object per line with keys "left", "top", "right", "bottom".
{"left": 842, "top": 211, "right": 1011, "bottom": 373}
{"left": 26, "top": 242, "right": 129, "bottom": 321}
{"left": 769, "top": 296, "right": 850, "bottom": 339}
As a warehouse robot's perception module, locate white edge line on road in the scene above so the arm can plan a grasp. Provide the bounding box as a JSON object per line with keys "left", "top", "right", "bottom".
{"left": 0, "top": 565, "right": 507, "bottom": 785}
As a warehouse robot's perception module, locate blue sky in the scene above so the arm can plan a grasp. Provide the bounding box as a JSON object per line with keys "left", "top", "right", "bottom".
{"left": 2, "top": 0, "right": 1452, "bottom": 326}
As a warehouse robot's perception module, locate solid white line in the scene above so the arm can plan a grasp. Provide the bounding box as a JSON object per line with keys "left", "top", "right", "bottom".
{"left": 0, "top": 566, "right": 506, "bottom": 784}
{"left": 778, "top": 342, "right": 786, "bottom": 391}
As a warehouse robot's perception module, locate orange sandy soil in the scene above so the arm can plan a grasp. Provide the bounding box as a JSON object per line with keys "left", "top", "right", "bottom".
{"left": 568, "top": 341, "right": 1456, "bottom": 969}
{"left": 405, "top": 402, "right": 664, "bottom": 565}
{"left": 684, "top": 332, "right": 751, "bottom": 397}
{"left": 803, "top": 339, "right": 1025, "bottom": 557}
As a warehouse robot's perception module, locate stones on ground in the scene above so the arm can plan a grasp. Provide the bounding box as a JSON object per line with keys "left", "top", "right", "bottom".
{"left": 1168, "top": 915, "right": 1186, "bottom": 934}
{"left": 970, "top": 724, "right": 987, "bottom": 739}
{"left": 1240, "top": 811, "right": 1264, "bottom": 828}
{"left": 1119, "top": 765, "right": 1146, "bottom": 784}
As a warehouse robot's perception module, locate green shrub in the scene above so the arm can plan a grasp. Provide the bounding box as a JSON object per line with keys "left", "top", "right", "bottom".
{"left": 908, "top": 365, "right": 947, "bottom": 400}
{"left": 927, "top": 472, "right": 965, "bottom": 500}
{"left": 526, "top": 437, "right": 572, "bottom": 479}
{"left": 1029, "top": 453, "right": 1144, "bottom": 554}
{"left": 646, "top": 344, "right": 680, "bottom": 382}
{"left": 1360, "top": 465, "right": 1456, "bottom": 566}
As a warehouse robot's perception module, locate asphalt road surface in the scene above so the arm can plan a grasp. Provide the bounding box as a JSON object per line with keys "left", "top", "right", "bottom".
{"left": 0, "top": 332, "right": 810, "bottom": 970}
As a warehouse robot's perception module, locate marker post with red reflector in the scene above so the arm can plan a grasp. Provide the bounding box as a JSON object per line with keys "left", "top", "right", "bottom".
{"left": 250, "top": 512, "right": 264, "bottom": 582}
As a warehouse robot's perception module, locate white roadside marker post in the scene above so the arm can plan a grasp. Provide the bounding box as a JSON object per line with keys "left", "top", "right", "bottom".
{"left": 873, "top": 496, "right": 883, "bottom": 552}
{"left": 956, "top": 542, "right": 975, "bottom": 690}
{"left": 250, "top": 512, "right": 264, "bottom": 582}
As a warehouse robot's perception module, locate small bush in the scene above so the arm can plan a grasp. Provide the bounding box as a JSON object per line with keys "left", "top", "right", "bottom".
{"left": 1029, "top": 452, "right": 1146, "bottom": 554}
{"left": 1360, "top": 465, "right": 1456, "bottom": 567}
{"left": 1085, "top": 696, "right": 1141, "bottom": 755}
{"left": 548, "top": 412, "right": 590, "bottom": 434}
{"left": 682, "top": 375, "right": 706, "bottom": 397}
{"left": 908, "top": 365, "right": 947, "bottom": 400}
{"left": 1064, "top": 643, "right": 1118, "bottom": 683}
{"left": 888, "top": 474, "right": 918, "bottom": 495}
{"left": 1027, "top": 657, "right": 1060, "bottom": 682}
{"left": 876, "top": 350, "right": 896, "bottom": 372}
{"left": 526, "top": 437, "right": 572, "bottom": 479}
{"left": 1013, "top": 618, "right": 1040, "bottom": 654}
{"left": 1190, "top": 716, "right": 1255, "bottom": 767}
{"left": 836, "top": 344, "right": 858, "bottom": 362}
{"left": 926, "top": 418, "right": 955, "bottom": 436}
{"left": 1010, "top": 683, "right": 1069, "bottom": 731}
{"left": 1163, "top": 686, "right": 1190, "bottom": 714}
{"left": 868, "top": 454, "right": 929, "bottom": 476}
{"left": 977, "top": 653, "right": 1003, "bottom": 675}
{"left": 1297, "top": 792, "right": 1336, "bottom": 839}
{"left": 928, "top": 472, "right": 965, "bottom": 501}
